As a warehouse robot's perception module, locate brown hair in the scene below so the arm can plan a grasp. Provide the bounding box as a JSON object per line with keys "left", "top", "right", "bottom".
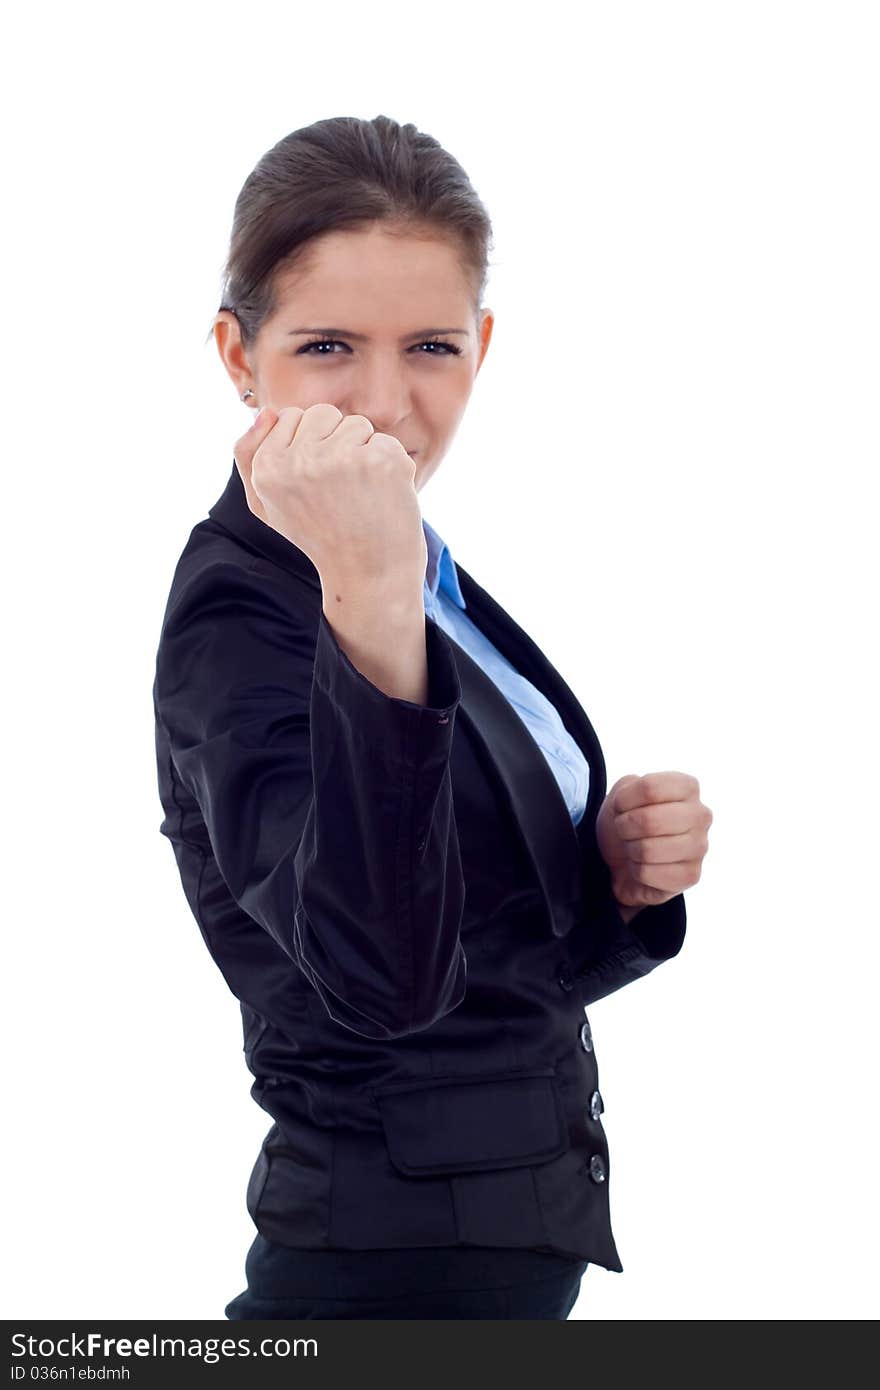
{"left": 207, "top": 114, "right": 495, "bottom": 350}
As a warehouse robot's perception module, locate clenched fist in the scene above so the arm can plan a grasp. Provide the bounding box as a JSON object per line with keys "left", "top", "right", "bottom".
{"left": 233, "top": 403, "right": 428, "bottom": 591}
{"left": 596, "top": 772, "right": 713, "bottom": 912}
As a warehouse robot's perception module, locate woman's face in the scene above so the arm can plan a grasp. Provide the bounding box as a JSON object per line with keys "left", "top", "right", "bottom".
{"left": 215, "top": 222, "right": 494, "bottom": 493}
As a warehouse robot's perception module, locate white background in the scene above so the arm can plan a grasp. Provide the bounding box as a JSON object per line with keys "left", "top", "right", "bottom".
{"left": 3, "top": 0, "right": 877, "bottom": 1321}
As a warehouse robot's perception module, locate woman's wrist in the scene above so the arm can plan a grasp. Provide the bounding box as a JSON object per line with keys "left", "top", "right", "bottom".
{"left": 615, "top": 901, "right": 642, "bottom": 925}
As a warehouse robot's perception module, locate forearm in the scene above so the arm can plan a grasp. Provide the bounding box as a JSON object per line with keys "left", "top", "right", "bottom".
{"left": 320, "top": 571, "right": 429, "bottom": 705}
{"left": 156, "top": 558, "right": 467, "bottom": 1041}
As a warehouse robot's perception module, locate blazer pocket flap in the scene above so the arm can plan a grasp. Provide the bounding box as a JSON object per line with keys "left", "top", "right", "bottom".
{"left": 372, "top": 1068, "right": 569, "bottom": 1177}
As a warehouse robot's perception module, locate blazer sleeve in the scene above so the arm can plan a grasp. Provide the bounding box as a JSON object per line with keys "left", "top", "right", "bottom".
{"left": 570, "top": 845, "right": 687, "bottom": 1006}
{"left": 153, "top": 558, "right": 467, "bottom": 1041}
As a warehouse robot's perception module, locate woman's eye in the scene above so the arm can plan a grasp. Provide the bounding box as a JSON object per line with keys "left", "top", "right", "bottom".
{"left": 298, "top": 339, "right": 345, "bottom": 355}
{"left": 297, "top": 337, "right": 462, "bottom": 357}
{"left": 414, "top": 338, "right": 462, "bottom": 356}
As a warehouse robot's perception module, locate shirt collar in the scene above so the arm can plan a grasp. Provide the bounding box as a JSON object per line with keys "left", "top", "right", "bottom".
{"left": 422, "top": 517, "right": 467, "bottom": 611}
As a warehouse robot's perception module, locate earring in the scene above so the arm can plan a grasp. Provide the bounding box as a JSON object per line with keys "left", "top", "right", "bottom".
{"left": 240, "top": 389, "right": 255, "bottom": 403}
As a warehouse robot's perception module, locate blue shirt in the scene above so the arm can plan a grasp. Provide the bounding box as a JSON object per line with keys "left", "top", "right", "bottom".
{"left": 422, "top": 518, "right": 589, "bottom": 827}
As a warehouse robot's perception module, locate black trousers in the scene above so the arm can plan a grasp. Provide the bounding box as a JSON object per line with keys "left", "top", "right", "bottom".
{"left": 225, "top": 1232, "right": 589, "bottom": 1320}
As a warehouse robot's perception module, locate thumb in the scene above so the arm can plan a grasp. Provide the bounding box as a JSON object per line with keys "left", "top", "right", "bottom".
{"left": 604, "top": 774, "right": 641, "bottom": 818}
{"left": 607, "top": 774, "right": 640, "bottom": 800}
{"left": 234, "top": 406, "right": 278, "bottom": 520}
{"left": 235, "top": 404, "right": 277, "bottom": 463}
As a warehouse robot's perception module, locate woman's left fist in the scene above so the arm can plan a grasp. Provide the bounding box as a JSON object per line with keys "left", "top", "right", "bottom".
{"left": 596, "top": 771, "right": 712, "bottom": 911}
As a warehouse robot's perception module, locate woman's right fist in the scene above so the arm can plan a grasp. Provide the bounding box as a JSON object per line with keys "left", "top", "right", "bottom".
{"left": 233, "top": 403, "right": 428, "bottom": 590}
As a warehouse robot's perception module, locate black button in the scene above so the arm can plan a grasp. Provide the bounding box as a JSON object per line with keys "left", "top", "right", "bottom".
{"left": 579, "top": 1020, "right": 593, "bottom": 1053}
{"left": 557, "top": 962, "right": 574, "bottom": 992}
{"left": 588, "top": 1154, "right": 606, "bottom": 1183}
{"left": 588, "top": 1089, "right": 604, "bottom": 1121}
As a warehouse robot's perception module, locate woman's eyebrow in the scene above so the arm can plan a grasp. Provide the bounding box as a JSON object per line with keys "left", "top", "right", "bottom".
{"left": 285, "top": 326, "right": 469, "bottom": 340}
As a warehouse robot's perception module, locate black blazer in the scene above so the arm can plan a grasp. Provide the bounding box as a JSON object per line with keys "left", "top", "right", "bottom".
{"left": 152, "top": 460, "right": 687, "bottom": 1271}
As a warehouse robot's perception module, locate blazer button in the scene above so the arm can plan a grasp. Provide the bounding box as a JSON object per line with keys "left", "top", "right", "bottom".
{"left": 579, "top": 1020, "right": 593, "bottom": 1053}
{"left": 588, "top": 1089, "right": 604, "bottom": 1121}
{"left": 588, "top": 1154, "right": 606, "bottom": 1183}
{"left": 557, "top": 962, "right": 574, "bottom": 991}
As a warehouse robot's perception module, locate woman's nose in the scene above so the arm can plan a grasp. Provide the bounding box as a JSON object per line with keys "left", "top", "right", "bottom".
{"left": 347, "top": 364, "right": 414, "bottom": 435}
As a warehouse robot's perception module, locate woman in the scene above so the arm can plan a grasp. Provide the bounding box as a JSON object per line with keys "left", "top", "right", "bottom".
{"left": 152, "top": 114, "right": 712, "bottom": 1320}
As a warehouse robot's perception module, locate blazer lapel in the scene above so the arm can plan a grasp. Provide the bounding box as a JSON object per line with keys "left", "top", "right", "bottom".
{"left": 450, "top": 564, "right": 609, "bottom": 938}
{"left": 208, "top": 461, "right": 608, "bottom": 940}
{"left": 438, "top": 627, "right": 582, "bottom": 937}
